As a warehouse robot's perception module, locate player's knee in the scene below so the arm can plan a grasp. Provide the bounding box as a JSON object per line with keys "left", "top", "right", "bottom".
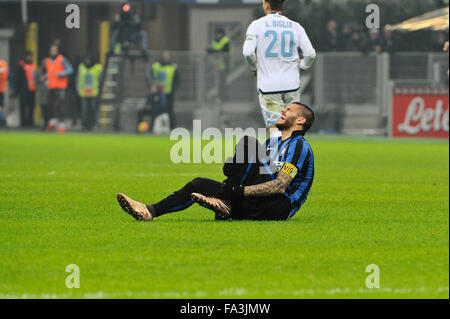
{"left": 236, "top": 135, "right": 258, "bottom": 147}
{"left": 186, "top": 177, "right": 204, "bottom": 192}
{"left": 191, "top": 177, "right": 203, "bottom": 185}
{"left": 235, "top": 135, "right": 261, "bottom": 163}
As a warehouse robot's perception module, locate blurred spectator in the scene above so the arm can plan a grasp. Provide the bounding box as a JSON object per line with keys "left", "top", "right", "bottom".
{"left": 351, "top": 28, "right": 369, "bottom": 53}
{"left": 207, "top": 27, "right": 231, "bottom": 102}
{"left": 381, "top": 25, "right": 398, "bottom": 53}
{"left": 151, "top": 50, "right": 179, "bottom": 130}
{"left": 368, "top": 29, "right": 383, "bottom": 53}
{"left": 38, "top": 58, "right": 49, "bottom": 128}
{"left": 443, "top": 40, "right": 449, "bottom": 77}
{"left": 0, "top": 58, "right": 8, "bottom": 127}
{"left": 53, "top": 38, "right": 62, "bottom": 48}
{"left": 434, "top": 31, "right": 448, "bottom": 51}
{"left": 42, "top": 44, "right": 73, "bottom": 134}
{"left": 339, "top": 23, "right": 354, "bottom": 51}
{"left": 323, "top": 20, "right": 339, "bottom": 51}
{"left": 109, "top": 2, "right": 148, "bottom": 58}
{"left": 14, "top": 51, "right": 37, "bottom": 128}
{"left": 137, "top": 82, "right": 167, "bottom": 132}
{"left": 77, "top": 56, "right": 102, "bottom": 131}
{"left": 68, "top": 56, "right": 82, "bottom": 129}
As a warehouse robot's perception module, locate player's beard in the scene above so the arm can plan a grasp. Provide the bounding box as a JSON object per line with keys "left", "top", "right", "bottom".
{"left": 275, "top": 117, "right": 293, "bottom": 131}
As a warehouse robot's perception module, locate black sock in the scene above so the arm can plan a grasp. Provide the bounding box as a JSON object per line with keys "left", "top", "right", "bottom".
{"left": 151, "top": 187, "right": 193, "bottom": 217}
{"left": 150, "top": 177, "right": 223, "bottom": 217}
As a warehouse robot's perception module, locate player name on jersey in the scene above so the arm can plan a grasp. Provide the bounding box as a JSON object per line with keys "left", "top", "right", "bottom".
{"left": 266, "top": 20, "right": 293, "bottom": 28}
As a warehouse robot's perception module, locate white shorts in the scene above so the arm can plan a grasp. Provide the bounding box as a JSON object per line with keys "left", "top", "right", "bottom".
{"left": 258, "top": 89, "right": 301, "bottom": 128}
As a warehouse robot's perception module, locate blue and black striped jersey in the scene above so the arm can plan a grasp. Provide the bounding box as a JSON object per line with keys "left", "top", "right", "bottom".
{"left": 264, "top": 130, "right": 315, "bottom": 219}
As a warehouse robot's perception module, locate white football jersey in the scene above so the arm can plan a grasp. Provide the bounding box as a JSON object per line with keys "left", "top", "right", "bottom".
{"left": 243, "top": 13, "right": 316, "bottom": 94}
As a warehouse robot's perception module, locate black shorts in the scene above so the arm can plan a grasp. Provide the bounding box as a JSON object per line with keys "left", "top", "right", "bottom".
{"left": 0, "top": 92, "right": 4, "bottom": 107}
{"left": 231, "top": 166, "right": 291, "bottom": 220}
{"left": 231, "top": 194, "right": 291, "bottom": 221}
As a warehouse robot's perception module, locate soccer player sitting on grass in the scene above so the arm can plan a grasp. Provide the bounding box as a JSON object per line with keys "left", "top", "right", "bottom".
{"left": 117, "top": 102, "right": 315, "bottom": 221}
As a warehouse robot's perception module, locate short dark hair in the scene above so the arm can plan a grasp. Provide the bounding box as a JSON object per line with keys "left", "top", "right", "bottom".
{"left": 293, "top": 102, "right": 315, "bottom": 132}
{"left": 266, "top": 0, "right": 285, "bottom": 11}
{"left": 25, "top": 50, "right": 33, "bottom": 57}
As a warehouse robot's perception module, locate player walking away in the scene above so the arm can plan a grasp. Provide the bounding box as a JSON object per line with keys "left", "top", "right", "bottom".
{"left": 117, "top": 102, "right": 315, "bottom": 221}
{"left": 0, "top": 58, "right": 8, "bottom": 127}
{"left": 243, "top": 0, "right": 316, "bottom": 136}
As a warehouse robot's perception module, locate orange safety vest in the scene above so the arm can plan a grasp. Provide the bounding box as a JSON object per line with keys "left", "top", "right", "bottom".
{"left": 19, "top": 60, "right": 37, "bottom": 92}
{"left": 0, "top": 60, "right": 8, "bottom": 93}
{"left": 46, "top": 54, "right": 68, "bottom": 89}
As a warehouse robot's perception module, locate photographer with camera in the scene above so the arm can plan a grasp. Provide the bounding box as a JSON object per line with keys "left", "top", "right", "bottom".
{"left": 109, "top": 2, "right": 148, "bottom": 59}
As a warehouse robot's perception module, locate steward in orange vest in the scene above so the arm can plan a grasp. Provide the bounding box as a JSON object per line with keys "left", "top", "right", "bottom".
{"left": 0, "top": 59, "right": 8, "bottom": 126}
{"left": 0, "top": 59, "right": 8, "bottom": 94}
{"left": 45, "top": 54, "right": 70, "bottom": 90}
{"left": 44, "top": 44, "right": 73, "bottom": 133}
{"left": 14, "top": 51, "right": 38, "bottom": 127}
{"left": 19, "top": 61, "right": 37, "bottom": 91}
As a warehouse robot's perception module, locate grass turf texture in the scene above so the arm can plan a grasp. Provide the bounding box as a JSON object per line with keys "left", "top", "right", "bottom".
{"left": 0, "top": 132, "right": 448, "bottom": 299}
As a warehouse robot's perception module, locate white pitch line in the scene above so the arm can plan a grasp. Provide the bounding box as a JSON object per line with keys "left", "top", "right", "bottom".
{"left": 2, "top": 173, "right": 205, "bottom": 178}
{"left": 0, "top": 286, "right": 447, "bottom": 299}
{"left": 132, "top": 173, "right": 202, "bottom": 177}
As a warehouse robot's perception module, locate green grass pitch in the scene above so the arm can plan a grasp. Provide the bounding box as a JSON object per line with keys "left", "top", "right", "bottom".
{"left": 0, "top": 132, "right": 448, "bottom": 298}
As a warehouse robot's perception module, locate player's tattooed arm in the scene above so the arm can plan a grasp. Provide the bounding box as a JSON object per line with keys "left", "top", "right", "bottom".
{"left": 244, "top": 171, "right": 293, "bottom": 197}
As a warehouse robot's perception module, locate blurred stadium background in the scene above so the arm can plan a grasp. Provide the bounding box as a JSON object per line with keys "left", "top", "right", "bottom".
{"left": 0, "top": 0, "right": 448, "bottom": 136}
{"left": 0, "top": 0, "right": 448, "bottom": 299}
